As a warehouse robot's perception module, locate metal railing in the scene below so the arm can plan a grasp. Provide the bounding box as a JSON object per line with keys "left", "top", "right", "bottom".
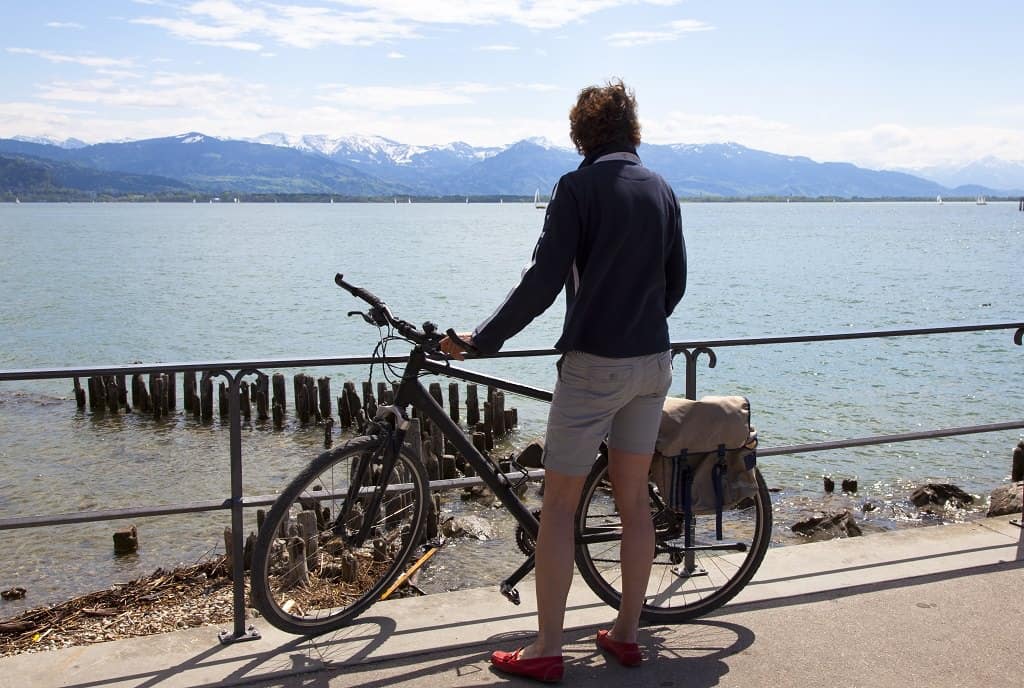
{"left": 1, "top": 321, "right": 1022, "bottom": 643}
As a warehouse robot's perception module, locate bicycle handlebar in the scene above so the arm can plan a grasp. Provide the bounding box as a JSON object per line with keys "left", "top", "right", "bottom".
{"left": 336, "top": 273, "right": 458, "bottom": 353}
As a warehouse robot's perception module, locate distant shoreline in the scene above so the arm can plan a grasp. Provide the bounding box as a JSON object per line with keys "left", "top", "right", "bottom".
{"left": 3, "top": 194, "right": 1022, "bottom": 204}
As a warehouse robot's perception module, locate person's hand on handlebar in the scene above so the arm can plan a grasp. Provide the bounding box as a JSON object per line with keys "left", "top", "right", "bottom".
{"left": 440, "top": 331, "right": 475, "bottom": 361}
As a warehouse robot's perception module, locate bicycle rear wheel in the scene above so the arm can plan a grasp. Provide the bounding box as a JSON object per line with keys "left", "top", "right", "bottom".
{"left": 574, "top": 452, "right": 772, "bottom": 623}
{"left": 251, "top": 435, "right": 429, "bottom": 635}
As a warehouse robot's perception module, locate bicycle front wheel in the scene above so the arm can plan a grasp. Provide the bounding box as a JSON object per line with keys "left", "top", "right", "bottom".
{"left": 251, "top": 435, "right": 429, "bottom": 635}
{"left": 575, "top": 453, "right": 772, "bottom": 623}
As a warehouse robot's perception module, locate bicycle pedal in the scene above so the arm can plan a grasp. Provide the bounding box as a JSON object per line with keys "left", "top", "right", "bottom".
{"left": 500, "top": 583, "right": 521, "bottom": 605}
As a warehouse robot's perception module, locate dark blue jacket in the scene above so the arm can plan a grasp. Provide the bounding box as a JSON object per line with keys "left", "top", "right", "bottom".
{"left": 472, "top": 149, "right": 686, "bottom": 357}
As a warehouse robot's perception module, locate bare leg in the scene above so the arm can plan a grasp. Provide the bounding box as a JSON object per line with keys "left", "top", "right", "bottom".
{"left": 606, "top": 446, "right": 655, "bottom": 644}
{"left": 519, "top": 467, "right": 587, "bottom": 659}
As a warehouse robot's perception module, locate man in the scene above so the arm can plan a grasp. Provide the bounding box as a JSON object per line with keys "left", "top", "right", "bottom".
{"left": 442, "top": 79, "right": 686, "bottom": 682}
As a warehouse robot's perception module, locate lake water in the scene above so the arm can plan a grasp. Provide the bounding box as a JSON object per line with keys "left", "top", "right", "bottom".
{"left": 1, "top": 200, "right": 1022, "bottom": 615}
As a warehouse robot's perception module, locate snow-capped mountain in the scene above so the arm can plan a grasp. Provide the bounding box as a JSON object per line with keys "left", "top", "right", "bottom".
{"left": 12, "top": 135, "right": 88, "bottom": 149}
{"left": 908, "top": 156, "right": 1024, "bottom": 192}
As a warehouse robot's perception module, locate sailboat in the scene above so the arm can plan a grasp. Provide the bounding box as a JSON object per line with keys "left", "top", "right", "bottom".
{"left": 936, "top": 195, "right": 943, "bottom": 204}
{"left": 534, "top": 189, "right": 547, "bottom": 209}
{"left": 976, "top": 195, "right": 987, "bottom": 205}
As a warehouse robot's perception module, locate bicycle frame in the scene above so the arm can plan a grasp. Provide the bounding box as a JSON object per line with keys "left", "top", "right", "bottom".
{"left": 374, "top": 345, "right": 555, "bottom": 601}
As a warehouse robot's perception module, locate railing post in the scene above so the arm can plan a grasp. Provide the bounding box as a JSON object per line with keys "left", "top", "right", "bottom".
{"left": 677, "top": 347, "right": 717, "bottom": 400}
{"left": 218, "top": 370, "right": 260, "bottom": 644}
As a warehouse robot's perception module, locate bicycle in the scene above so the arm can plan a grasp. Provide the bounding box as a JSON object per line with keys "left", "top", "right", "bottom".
{"left": 250, "top": 274, "right": 772, "bottom": 635}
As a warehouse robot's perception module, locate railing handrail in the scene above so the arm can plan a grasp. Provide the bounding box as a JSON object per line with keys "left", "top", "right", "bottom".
{"left": 1, "top": 319, "right": 1020, "bottom": 644}
{"left": 2, "top": 320, "right": 1022, "bottom": 382}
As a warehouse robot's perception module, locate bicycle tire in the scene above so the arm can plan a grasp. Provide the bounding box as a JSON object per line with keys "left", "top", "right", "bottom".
{"left": 251, "top": 435, "right": 429, "bottom": 635}
{"left": 574, "top": 452, "right": 772, "bottom": 623}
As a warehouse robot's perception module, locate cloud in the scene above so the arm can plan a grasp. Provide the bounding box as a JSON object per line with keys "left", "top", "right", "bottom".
{"left": 387, "top": 51, "right": 405, "bottom": 59}
{"left": 477, "top": 44, "right": 519, "bottom": 52}
{"left": 315, "top": 84, "right": 481, "bottom": 110}
{"left": 46, "top": 21, "right": 85, "bottom": 30}
{"left": 130, "top": 1, "right": 688, "bottom": 50}
{"left": 606, "top": 19, "right": 713, "bottom": 47}
{"left": 6, "top": 47, "right": 133, "bottom": 69}
{"left": 646, "top": 111, "right": 1024, "bottom": 169}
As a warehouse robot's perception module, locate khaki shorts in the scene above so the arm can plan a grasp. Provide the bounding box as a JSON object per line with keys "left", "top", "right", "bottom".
{"left": 542, "top": 350, "right": 673, "bottom": 476}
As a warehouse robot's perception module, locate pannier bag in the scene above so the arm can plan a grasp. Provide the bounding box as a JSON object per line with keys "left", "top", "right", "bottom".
{"left": 649, "top": 395, "right": 758, "bottom": 518}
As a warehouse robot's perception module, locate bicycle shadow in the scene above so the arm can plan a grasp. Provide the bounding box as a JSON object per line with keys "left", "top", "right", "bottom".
{"left": 243, "top": 619, "right": 753, "bottom": 687}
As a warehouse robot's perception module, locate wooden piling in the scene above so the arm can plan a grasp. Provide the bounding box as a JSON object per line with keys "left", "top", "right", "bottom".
{"left": 133, "top": 374, "right": 151, "bottom": 414}
{"left": 105, "top": 378, "right": 119, "bottom": 413}
{"left": 256, "top": 373, "right": 270, "bottom": 420}
{"left": 318, "top": 377, "right": 332, "bottom": 421}
{"left": 272, "top": 373, "right": 286, "bottom": 416}
{"left": 448, "top": 383, "right": 460, "bottom": 424}
{"left": 324, "top": 417, "right": 334, "bottom": 447}
{"left": 116, "top": 375, "right": 129, "bottom": 410}
{"left": 218, "top": 382, "right": 229, "bottom": 419}
{"left": 240, "top": 381, "right": 251, "bottom": 420}
{"left": 200, "top": 374, "right": 213, "bottom": 420}
{"left": 337, "top": 394, "right": 352, "bottom": 429}
{"left": 113, "top": 525, "right": 138, "bottom": 554}
{"left": 183, "top": 371, "right": 196, "bottom": 412}
{"left": 493, "top": 391, "right": 506, "bottom": 435}
{"left": 73, "top": 377, "right": 86, "bottom": 409}
{"left": 296, "top": 510, "right": 319, "bottom": 571}
{"left": 466, "top": 384, "right": 479, "bottom": 426}
{"left": 272, "top": 402, "right": 283, "bottom": 429}
{"left": 362, "top": 381, "right": 377, "bottom": 418}
{"left": 166, "top": 372, "right": 176, "bottom": 411}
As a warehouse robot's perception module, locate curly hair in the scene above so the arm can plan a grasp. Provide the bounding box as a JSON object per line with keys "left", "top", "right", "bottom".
{"left": 569, "top": 79, "right": 641, "bottom": 156}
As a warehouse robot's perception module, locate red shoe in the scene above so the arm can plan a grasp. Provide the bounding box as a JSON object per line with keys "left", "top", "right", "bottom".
{"left": 596, "top": 629, "right": 643, "bottom": 667}
{"left": 491, "top": 648, "right": 565, "bottom": 683}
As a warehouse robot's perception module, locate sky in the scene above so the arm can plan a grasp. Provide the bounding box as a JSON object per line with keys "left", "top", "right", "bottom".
{"left": 1, "top": 0, "right": 1022, "bottom": 170}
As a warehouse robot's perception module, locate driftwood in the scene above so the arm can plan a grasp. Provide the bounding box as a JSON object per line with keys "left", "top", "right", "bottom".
{"left": 0, "top": 558, "right": 233, "bottom": 657}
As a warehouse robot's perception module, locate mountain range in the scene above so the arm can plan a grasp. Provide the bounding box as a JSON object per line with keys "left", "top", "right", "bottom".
{"left": 2, "top": 132, "right": 1022, "bottom": 200}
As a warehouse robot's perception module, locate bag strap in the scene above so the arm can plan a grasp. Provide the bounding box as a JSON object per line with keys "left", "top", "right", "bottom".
{"left": 712, "top": 444, "right": 726, "bottom": 538}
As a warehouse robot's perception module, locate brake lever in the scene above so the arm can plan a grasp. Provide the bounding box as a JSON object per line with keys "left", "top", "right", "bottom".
{"left": 348, "top": 310, "right": 377, "bottom": 325}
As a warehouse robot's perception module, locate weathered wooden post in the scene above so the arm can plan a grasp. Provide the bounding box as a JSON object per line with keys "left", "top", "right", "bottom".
{"left": 200, "top": 374, "right": 213, "bottom": 421}
{"left": 183, "top": 371, "right": 196, "bottom": 412}
{"left": 256, "top": 373, "right": 270, "bottom": 420}
{"left": 72, "top": 377, "right": 86, "bottom": 409}
{"left": 448, "top": 383, "right": 460, "bottom": 424}
{"left": 239, "top": 381, "right": 251, "bottom": 420}
{"left": 362, "top": 381, "right": 377, "bottom": 418}
{"left": 324, "top": 417, "right": 334, "bottom": 447}
{"left": 337, "top": 394, "right": 352, "bottom": 429}
{"left": 493, "top": 391, "right": 506, "bottom": 435}
{"left": 218, "top": 382, "right": 229, "bottom": 419}
{"left": 307, "top": 376, "right": 321, "bottom": 423}
{"left": 105, "top": 378, "right": 119, "bottom": 413}
{"left": 296, "top": 510, "right": 320, "bottom": 571}
{"left": 87, "top": 376, "right": 104, "bottom": 412}
{"left": 113, "top": 525, "right": 138, "bottom": 554}
{"left": 116, "top": 374, "right": 129, "bottom": 410}
{"left": 272, "top": 373, "right": 286, "bottom": 416}
{"left": 344, "top": 383, "right": 361, "bottom": 423}
{"left": 293, "top": 374, "right": 308, "bottom": 423}
{"left": 468, "top": 384, "right": 479, "bottom": 427}
{"left": 318, "top": 377, "right": 332, "bottom": 422}
{"left": 153, "top": 375, "right": 167, "bottom": 418}
{"left": 285, "top": 536, "right": 310, "bottom": 589}
{"left": 133, "top": 373, "right": 151, "bottom": 414}
{"left": 166, "top": 372, "right": 176, "bottom": 411}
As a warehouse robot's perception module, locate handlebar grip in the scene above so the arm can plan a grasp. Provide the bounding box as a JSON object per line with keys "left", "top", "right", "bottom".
{"left": 335, "top": 273, "right": 385, "bottom": 309}
{"left": 445, "top": 328, "right": 480, "bottom": 355}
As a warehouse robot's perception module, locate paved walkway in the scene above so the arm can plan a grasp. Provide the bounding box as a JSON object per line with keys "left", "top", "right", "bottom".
{"left": 1, "top": 517, "right": 1021, "bottom": 688}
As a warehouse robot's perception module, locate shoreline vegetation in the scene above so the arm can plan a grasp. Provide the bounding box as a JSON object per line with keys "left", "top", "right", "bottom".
{"left": 2, "top": 192, "right": 1021, "bottom": 204}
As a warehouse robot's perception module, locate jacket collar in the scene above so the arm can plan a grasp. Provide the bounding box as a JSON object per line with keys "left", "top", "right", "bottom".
{"left": 578, "top": 142, "right": 640, "bottom": 168}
